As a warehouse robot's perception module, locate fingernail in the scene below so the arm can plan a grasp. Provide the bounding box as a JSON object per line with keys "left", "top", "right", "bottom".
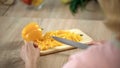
{"left": 33, "top": 43, "right": 38, "bottom": 48}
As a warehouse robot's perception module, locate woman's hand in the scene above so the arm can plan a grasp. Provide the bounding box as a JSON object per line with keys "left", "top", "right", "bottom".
{"left": 20, "top": 42, "right": 40, "bottom": 68}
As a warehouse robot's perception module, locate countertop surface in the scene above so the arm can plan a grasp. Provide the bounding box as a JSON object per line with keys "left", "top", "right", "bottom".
{"left": 0, "top": 17, "right": 113, "bottom": 68}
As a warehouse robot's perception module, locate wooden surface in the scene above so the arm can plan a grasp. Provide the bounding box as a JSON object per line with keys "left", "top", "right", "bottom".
{"left": 0, "top": 17, "right": 113, "bottom": 68}
{"left": 0, "top": 3, "right": 11, "bottom": 16}
{"left": 4, "top": 0, "right": 104, "bottom": 20}
{"left": 40, "top": 29, "right": 93, "bottom": 56}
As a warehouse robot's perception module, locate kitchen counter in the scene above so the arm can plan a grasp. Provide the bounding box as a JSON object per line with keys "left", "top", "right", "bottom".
{"left": 3, "top": 0, "right": 103, "bottom": 20}
{"left": 0, "top": 17, "right": 113, "bottom": 68}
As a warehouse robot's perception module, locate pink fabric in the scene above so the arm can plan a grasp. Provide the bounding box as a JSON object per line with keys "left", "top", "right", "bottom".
{"left": 63, "top": 41, "right": 120, "bottom": 68}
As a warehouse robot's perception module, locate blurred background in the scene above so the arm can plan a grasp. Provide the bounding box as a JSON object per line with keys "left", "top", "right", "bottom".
{"left": 0, "top": 0, "right": 104, "bottom": 20}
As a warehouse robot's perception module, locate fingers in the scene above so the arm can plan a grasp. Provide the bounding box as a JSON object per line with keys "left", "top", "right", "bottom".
{"left": 26, "top": 42, "right": 33, "bottom": 52}
{"left": 25, "top": 41, "right": 38, "bottom": 48}
{"left": 21, "top": 45, "right": 25, "bottom": 54}
{"left": 20, "top": 45, "right": 25, "bottom": 59}
{"left": 87, "top": 41, "right": 98, "bottom": 45}
{"left": 99, "top": 40, "right": 106, "bottom": 44}
{"left": 87, "top": 41, "right": 95, "bottom": 45}
{"left": 25, "top": 42, "right": 40, "bottom": 51}
{"left": 88, "top": 41, "right": 105, "bottom": 46}
{"left": 36, "top": 47, "right": 40, "bottom": 52}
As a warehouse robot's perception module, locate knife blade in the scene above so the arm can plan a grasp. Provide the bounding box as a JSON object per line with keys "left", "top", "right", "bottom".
{"left": 52, "top": 36, "right": 89, "bottom": 49}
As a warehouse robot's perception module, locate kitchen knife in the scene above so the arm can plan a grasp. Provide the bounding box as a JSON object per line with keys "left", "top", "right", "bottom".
{"left": 52, "top": 36, "right": 89, "bottom": 49}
